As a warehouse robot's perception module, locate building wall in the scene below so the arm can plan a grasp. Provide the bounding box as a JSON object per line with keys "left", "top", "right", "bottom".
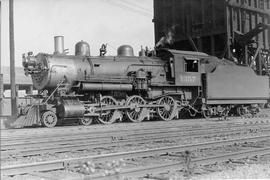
{"left": 2, "top": 98, "right": 36, "bottom": 116}
{"left": 154, "top": 0, "right": 226, "bottom": 40}
{"left": 0, "top": 67, "right": 34, "bottom": 116}
{"left": 227, "top": 0, "right": 270, "bottom": 49}
{"left": 153, "top": 0, "right": 269, "bottom": 58}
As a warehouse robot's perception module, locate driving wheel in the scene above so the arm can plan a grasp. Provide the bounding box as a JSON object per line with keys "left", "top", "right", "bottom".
{"left": 157, "top": 96, "right": 176, "bottom": 121}
{"left": 98, "top": 96, "right": 117, "bottom": 124}
{"left": 126, "top": 95, "right": 146, "bottom": 122}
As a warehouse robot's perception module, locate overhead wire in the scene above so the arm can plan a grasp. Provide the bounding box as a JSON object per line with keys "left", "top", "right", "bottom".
{"left": 101, "top": 0, "right": 152, "bottom": 18}
{"left": 119, "top": 0, "right": 152, "bottom": 13}
{"left": 109, "top": 1, "right": 152, "bottom": 17}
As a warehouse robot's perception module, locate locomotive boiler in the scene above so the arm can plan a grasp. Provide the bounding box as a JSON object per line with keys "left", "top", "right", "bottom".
{"left": 18, "top": 36, "right": 269, "bottom": 127}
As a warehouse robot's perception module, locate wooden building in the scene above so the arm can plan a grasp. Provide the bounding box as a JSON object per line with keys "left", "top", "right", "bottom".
{"left": 1, "top": 67, "right": 33, "bottom": 116}
{"left": 153, "top": 0, "right": 270, "bottom": 74}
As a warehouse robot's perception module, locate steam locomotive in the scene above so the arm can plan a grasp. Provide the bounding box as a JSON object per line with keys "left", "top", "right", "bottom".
{"left": 18, "top": 36, "right": 269, "bottom": 127}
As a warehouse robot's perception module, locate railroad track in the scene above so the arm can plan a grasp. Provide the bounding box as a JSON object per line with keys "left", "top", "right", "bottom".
{"left": 2, "top": 135, "right": 270, "bottom": 177}
{"left": 1, "top": 118, "right": 211, "bottom": 137}
{"left": 2, "top": 119, "right": 268, "bottom": 146}
{"left": 2, "top": 115, "right": 269, "bottom": 140}
{"left": 2, "top": 123, "right": 270, "bottom": 160}
{"left": 90, "top": 147, "right": 270, "bottom": 180}
{"left": 0, "top": 119, "right": 230, "bottom": 140}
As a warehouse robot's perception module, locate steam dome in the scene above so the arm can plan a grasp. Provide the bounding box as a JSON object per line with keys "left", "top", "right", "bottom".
{"left": 75, "top": 41, "right": 90, "bottom": 56}
{"left": 117, "top": 45, "right": 134, "bottom": 56}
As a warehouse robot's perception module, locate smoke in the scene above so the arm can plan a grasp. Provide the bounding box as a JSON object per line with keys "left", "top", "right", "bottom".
{"left": 156, "top": 25, "right": 178, "bottom": 48}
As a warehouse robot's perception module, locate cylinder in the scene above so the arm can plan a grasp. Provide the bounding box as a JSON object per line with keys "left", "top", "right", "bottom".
{"left": 54, "top": 36, "right": 64, "bottom": 54}
{"left": 75, "top": 41, "right": 90, "bottom": 56}
{"left": 117, "top": 45, "right": 134, "bottom": 56}
{"left": 80, "top": 83, "right": 133, "bottom": 91}
{"left": 57, "top": 99, "right": 85, "bottom": 118}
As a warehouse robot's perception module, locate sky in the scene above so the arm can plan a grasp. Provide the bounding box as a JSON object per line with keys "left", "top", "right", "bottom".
{"left": 1, "top": 0, "right": 154, "bottom": 67}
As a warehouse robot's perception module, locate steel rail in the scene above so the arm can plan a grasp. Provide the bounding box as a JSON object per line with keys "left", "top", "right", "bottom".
{"left": 2, "top": 125, "right": 270, "bottom": 159}
{"left": 1, "top": 135, "right": 270, "bottom": 176}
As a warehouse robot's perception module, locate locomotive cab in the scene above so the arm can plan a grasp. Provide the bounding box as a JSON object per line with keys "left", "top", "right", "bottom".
{"left": 157, "top": 49, "right": 205, "bottom": 86}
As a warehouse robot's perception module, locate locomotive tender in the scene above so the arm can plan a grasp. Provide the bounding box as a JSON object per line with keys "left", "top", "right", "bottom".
{"left": 20, "top": 36, "right": 269, "bottom": 127}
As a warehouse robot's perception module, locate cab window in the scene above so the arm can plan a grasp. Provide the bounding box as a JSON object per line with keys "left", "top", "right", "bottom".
{"left": 185, "top": 58, "right": 199, "bottom": 72}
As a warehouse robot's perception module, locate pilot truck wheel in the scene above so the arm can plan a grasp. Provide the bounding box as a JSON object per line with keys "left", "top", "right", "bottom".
{"left": 79, "top": 117, "right": 93, "bottom": 126}
{"left": 41, "top": 111, "right": 58, "bottom": 128}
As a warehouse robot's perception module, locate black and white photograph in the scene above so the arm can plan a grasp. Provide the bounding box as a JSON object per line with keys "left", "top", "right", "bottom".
{"left": 0, "top": 0, "right": 270, "bottom": 179}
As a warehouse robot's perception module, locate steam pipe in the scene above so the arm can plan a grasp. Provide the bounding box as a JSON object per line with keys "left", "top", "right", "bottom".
{"left": 80, "top": 83, "right": 133, "bottom": 91}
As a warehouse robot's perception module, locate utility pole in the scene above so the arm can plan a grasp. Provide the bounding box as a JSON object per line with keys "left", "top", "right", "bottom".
{"left": 9, "top": 0, "right": 17, "bottom": 116}
{"left": 0, "top": 1, "right": 3, "bottom": 116}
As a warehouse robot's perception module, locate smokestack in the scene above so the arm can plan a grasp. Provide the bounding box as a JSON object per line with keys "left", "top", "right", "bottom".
{"left": 54, "top": 36, "right": 64, "bottom": 54}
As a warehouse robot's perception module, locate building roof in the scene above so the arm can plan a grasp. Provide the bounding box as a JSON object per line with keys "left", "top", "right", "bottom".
{"left": 1, "top": 66, "right": 32, "bottom": 85}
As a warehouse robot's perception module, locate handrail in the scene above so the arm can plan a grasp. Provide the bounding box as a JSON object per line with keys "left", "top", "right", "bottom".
{"left": 44, "top": 79, "right": 65, "bottom": 104}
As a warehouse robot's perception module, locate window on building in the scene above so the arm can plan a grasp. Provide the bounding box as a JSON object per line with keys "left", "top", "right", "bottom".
{"left": 259, "top": 0, "right": 264, "bottom": 9}
{"left": 254, "top": 0, "right": 258, "bottom": 8}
